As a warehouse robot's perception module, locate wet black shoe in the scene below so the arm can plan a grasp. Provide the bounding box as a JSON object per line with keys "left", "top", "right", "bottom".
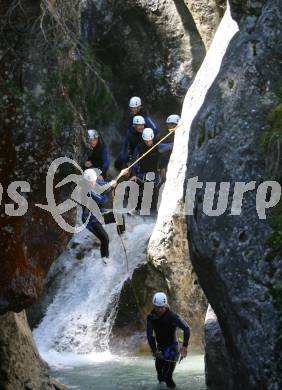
{"left": 102, "top": 257, "right": 108, "bottom": 265}
{"left": 116, "top": 224, "right": 125, "bottom": 235}
{"left": 166, "top": 378, "right": 176, "bottom": 388}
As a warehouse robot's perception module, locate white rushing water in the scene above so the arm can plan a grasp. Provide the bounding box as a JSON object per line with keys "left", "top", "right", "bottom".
{"left": 33, "top": 214, "right": 155, "bottom": 367}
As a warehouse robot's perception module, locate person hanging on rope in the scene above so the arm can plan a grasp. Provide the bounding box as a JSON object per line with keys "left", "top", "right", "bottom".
{"left": 82, "top": 129, "right": 110, "bottom": 179}
{"left": 159, "top": 114, "right": 180, "bottom": 182}
{"left": 146, "top": 292, "right": 190, "bottom": 388}
{"left": 129, "top": 128, "right": 173, "bottom": 211}
{"left": 114, "top": 96, "right": 159, "bottom": 170}
{"left": 82, "top": 168, "right": 128, "bottom": 262}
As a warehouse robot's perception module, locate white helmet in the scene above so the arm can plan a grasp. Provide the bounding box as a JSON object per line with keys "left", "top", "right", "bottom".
{"left": 133, "top": 115, "right": 145, "bottom": 125}
{"left": 88, "top": 129, "right": 99, "bottom": 139}
{"left": 166, "top": 114, "right": 180, "bottom": 124}
{"left": 142, "top": 127, "right": 154, "bottom": 141}
{"left": 153, "top": 292, "right": 168, "bottom": 307}
{"left": 83, "top": 168, "right": 97, "bottom": 182}
{"left": 129, "top": 96, "right": 141, "bottom": 108}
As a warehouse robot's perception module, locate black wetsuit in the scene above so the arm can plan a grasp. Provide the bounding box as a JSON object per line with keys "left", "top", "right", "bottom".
{"left": 114, "top": 110, "right": 159, "bottom": 170}
{"left": 159, "top": 130, "right": 175, "bottom": 170}
{"left": 81, "top": 182, "right": 125, "bottom": 258}
{"left": 147, "top": 308, "right": 190, "bottom": 387}
{"left": 128, "top": 131, "right": 143, "bottom": 162}
{"left": 83, "top": 139, "right": 109, "bottom": 177}
{"left": 131, "top": 141, "right": 172, "bottom": 211}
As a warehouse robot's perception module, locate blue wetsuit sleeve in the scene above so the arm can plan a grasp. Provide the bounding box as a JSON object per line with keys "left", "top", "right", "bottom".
{"left": 120, "top": 128, "right": 131, "bottom": 161}
{"left": 89, "top": 189, "right": 108, "bottom": 206}
{"left": 94, "top": 180, "right": 112, "bottom": 198}
{"left": 175, "top": 315, "right": 190, "bottom": 347}
{"left": 157, "top": 143, "right": 173, "bottom": 153}
{"left": 145, "top": 116, "right": 159, "bottom": 135}
{"left": 102, "top": 145, "right": 110, "bottom": 175}
{"left": 146, "top": 317, "right": 157, "bottom": 353}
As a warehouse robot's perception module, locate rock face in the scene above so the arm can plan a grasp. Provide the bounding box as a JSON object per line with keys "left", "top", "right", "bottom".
{"left": 114, "top": 222, "right": 207, "bottom": 350}
{"left": 184, "top": 0, "right": 226, "bottom": 48}
{"left": 0, "top": 0, "right": 226, "bottom": 315}
{"left": 101, "top": 1, "right": 231, "bottom": 352}
{"left": 81, "top": 0, "right": 223, "bottom": 124}
{"left": 146, "top": 5, "right": 238, "bottom": 353}
{"left": 187, "top": 0, "right": 282, "bottom": 388}
{"left": 0, "top": 0, "right": 85, "bottom": 314}
{"left": 0, "top": 311, "right": 68, "bottom": 390}
{"left": 147, "top": 214, "right": 207, "bottom": 349}
{"left": 204, "top": 305, "right": 233, "bottom": 389}
{"left": 23, "top": 0, "right": 226, "bottom": 348}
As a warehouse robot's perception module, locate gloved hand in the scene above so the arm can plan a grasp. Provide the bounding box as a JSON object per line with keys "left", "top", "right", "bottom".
{"left": 180, "top": 346, "right": 188, "bottom": 358}
{"left": 154, "top": 350, "right": 163, "bottom": 359}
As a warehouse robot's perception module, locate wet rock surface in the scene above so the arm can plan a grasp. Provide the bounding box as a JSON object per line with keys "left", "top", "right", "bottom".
{"left": 108, "top": 212, "right": 207, "bottom": 352}
{"left": 81, "top": 0, "right": 223, "bottom": 122}
{"left": 0, "top": 311, "right": 68, "bottom": 390}
{"left": 187, "top": 0, "right": 282, "bottom": 388}
{"left": 0, "top": 0, "right": 84, "bottom": 314}
{"left": 204, "top": 305, "right": 233, "bottom": 390}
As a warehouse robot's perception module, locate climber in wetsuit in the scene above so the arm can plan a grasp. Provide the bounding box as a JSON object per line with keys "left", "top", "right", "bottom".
{"left": 126, "top": 115, "right": 146, "bottom": 164}
{"left": 159, "top": 114, "right": 180, "bottom": 181}
{"left": 129, "top": 128, "right": 173, "bottom": 211}
{"left": 146, "top": 292, "right": 190, "bottom": 388}
{"left": 81, "top": 168, "right": 127, "bottom": 261}
{"left": 83, "top": 129, "right": 110, "bottom": 179}
{"left": 114, "top": 96, "right": 159, "bottom": 169}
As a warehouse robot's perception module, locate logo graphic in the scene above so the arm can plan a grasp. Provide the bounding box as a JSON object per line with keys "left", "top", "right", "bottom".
{"left": 35, "top": 157, "right": 103, "bottom": 233}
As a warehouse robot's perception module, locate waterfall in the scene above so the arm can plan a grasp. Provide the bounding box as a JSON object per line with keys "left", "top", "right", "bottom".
{"left": 33, "top": 3, "right": 238, "bottom": 369}
{"left": 33, "top": 214, "right": 154, "bottom": 366}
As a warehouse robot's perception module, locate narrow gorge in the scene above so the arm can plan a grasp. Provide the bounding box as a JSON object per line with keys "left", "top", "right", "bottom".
{"left": 0, "top": 1, "right": 281, "bottom": 389}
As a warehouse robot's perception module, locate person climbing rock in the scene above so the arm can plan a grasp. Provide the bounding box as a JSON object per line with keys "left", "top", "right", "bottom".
{"left": 159, "top": 114, "right": 180, "bottom": 181}
{"left": 146, "top": 292, "right": 190, "bottom": 388}
{"left": 114, "top": 96, "right": 159, "bottom": 169}
{"left": 129, "top": 127, "right": 173, "bottom": 211}
{"left": 83, "top": 129, "right": 110, "bottom": 179}
{"left": 81, "top": 168, "right": 127, "bottom": 261}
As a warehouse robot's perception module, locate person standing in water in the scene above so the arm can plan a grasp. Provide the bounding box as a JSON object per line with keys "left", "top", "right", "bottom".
{"left": 146, "top": 292, "right": 190, "bottom": 388}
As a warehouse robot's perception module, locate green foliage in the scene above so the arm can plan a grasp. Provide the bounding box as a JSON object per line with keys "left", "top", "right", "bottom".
{"left": 267, "top": 198, "right": 282, "bottom": 342}
{"left": 1, "top": 46, "right": 117, "bottom": 136}
{"left": 262, "top": 91, "right": 282, "bottom": 343}
{"left": 262, "top": 103, "right": 282, "bottom": 149}
{"left": 1, "top": 0, "right": 118, "bottom": 136}
{"left": 273, "top": 278, "right": 282, "bottom": 342}
{"left": 268, "top": 199, "right": 282, "bottom": 258}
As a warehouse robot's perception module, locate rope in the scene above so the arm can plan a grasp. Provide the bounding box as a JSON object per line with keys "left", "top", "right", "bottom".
{"left": 117, "top": 230, "right": 147, "bottom": 325}
{"left": 115, "top": 123, "right": 183, "bottom": 181}
{"left": 112, "top": 123, "right": 184, "bottom": 344}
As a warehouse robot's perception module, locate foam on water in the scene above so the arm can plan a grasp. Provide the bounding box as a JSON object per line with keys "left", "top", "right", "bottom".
{"left": 33, "top": 214, "right": 154, "bottom": 368}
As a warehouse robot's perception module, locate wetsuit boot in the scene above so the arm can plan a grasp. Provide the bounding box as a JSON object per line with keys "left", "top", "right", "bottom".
{"left": 165, "top": 378, "right": 176, "bottom": 388}
{"left": 155, "top": 357, "right": 164, "bottom": 383}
